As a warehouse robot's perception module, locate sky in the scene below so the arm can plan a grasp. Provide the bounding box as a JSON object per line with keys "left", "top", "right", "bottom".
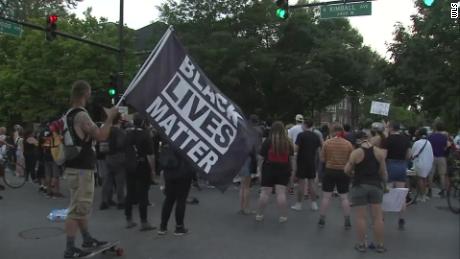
{"left": 73, "top": 0, "right": 419, "bottom": 59}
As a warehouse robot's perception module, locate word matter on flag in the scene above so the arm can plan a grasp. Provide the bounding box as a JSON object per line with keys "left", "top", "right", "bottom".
{"left": 121, "top": 27, "right": 255, "bottom": 190}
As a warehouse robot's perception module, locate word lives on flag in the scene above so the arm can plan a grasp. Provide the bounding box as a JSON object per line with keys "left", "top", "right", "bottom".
{"left": 124, "top": 27, "right": 256, "bottom": 189}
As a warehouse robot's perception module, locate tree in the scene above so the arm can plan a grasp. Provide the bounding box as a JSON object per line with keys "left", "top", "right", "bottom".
{"left": 388, "top": 0, "right": 460, "bottom": 130}
{"left": 157, "top": 0, "right": 388, "bottom": 122}
{"left": 0, "top": 8, "right": 138, "bottom": 126}
{"left": 0, "top": 0, "right": 81, "bottom": 19}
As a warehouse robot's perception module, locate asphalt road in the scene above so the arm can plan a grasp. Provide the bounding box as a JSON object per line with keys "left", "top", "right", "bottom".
{"left": 0, "top": 180, "right": 458, "bottom": 259}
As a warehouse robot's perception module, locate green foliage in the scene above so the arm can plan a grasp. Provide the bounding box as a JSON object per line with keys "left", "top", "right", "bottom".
{"left": 0, "top": 8, "right": 137, "bottom": 126}
{"left": 388, "top": 0, "right": 460, "bottom": 131}
{"left": 157, "top": 0, "right": 388, "bottom": 122}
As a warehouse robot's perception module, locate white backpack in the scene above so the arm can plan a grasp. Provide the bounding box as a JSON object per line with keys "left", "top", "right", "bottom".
{"left": 53, "top": 107, "right": 86, "bottom": 165}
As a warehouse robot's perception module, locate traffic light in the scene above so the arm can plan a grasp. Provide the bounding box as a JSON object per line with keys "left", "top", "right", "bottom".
{"left": 108, "top": 74, "right": 118, "bottom": 98}
{"left": 422, "top": 0, "right": 435, "bottom": 7}
{"left": 46, "top": 14, "right": 58, "bottom": 41}
{"left": 275, "top": 0, "right": 289, "bottom": 20}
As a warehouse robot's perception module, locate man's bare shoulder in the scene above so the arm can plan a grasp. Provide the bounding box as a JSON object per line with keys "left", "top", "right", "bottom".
{"left": 73, "top": 110, "right": 97, "bottom": 136}
{"left": 373, "top": 146, "right": 385, "bottom": 160}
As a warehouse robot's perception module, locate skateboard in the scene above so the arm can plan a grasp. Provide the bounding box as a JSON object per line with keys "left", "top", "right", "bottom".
{"left": 83, "top": 241, "right": 124, "bottom": 258}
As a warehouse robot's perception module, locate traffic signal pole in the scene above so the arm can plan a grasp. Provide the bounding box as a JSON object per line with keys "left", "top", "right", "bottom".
{"left": 118, "top": 0, "right": 125, "bottom": 94}
{"left": 0, "top": 16, "right": 120, "bottom": 52}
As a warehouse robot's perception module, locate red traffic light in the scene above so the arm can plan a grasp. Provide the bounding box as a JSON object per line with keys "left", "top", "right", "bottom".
{"left": 48, "top": 15, "right": 58, "bottom": 24}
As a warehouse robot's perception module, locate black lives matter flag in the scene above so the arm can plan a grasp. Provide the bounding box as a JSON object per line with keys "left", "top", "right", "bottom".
{"left": 122, "top": 27, "right": 255, "bottom": 189}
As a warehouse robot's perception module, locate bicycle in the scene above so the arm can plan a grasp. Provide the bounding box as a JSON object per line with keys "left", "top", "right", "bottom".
{"left": 446, "top": 154, "right": 460, "bottom": 214}
{"left": 0, "top": 156, "right": 26, "bottom": 188}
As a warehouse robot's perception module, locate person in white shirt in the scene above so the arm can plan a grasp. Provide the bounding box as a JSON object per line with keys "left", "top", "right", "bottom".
{"left": 288, "top": 114, "right": 304, "bottom": 144}
{"left": 411, "top": 128, "right": 434, "bottom": 202}
{"left": 0, "top": 127, "right": 6, "bottom": 161}
{"left": 454, "top": 129, "right": 460, "bottom": 150}
{"left": 287, "top": 114, "right": 305, "bottom": 192}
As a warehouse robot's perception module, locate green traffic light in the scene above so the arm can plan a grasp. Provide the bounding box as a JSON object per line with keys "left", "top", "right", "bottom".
{"left": 276, "top": 8, "right": 287, "bottom": 19}
{"left": 423, "top": 0, "right": 435, "bottom": 7}
{"left": 108, "top": 88, "right": 116, "bottom": 97}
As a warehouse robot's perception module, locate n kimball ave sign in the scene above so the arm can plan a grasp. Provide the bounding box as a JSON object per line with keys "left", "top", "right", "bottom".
{"left": 321, "top": 2, "right": 372, "bottom": 19}
{"left": 0, "top": 20, "right": 23, "bottom": 37}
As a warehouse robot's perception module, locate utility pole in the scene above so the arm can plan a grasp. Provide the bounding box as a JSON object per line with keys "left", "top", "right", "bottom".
{"left": 118, "top": 0, "right": 125, "bottom": 95}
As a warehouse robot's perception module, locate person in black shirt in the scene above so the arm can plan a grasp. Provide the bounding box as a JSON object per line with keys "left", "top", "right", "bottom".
{"left": 291, "top": 119, "right": 322, "bottom": 211}
{"left": 103, "top": 113, "right": 127, "bottom": 210}
{"left": 157, "top": 141, "right": 194, "bottom": 236}
{"left": 124, "top": 114, "right": 156, "bottom": 231}
{"left": 23, "top": 129, "right": 38, "bottom": 182}
{"left": 345, "top": 131, "right": 387, "bottom": 253}
{"left": 381, "top": 121, "right": 411, "bottom": 230}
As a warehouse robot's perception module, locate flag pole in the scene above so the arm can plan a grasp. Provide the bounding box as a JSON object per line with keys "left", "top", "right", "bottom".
{"left": 116, "top": 26, "right": 174, "bottom": 106}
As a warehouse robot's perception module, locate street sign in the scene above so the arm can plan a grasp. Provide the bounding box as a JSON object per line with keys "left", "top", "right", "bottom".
{"left": 0, "top": 20, "right": 23, "bottom": 37}
{"left": 320, "top": 2, "right": 372, "bottom": 19}
{"left": 370, "top": 101, "right": 390, "bottom": 116}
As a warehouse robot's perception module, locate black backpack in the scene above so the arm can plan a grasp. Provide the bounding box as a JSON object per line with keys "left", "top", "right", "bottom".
{"left": 125, "top": 128, "right": 148, "bottom": 172}
{"left": 158, "top": 143, "right": 180, "bottom": 170}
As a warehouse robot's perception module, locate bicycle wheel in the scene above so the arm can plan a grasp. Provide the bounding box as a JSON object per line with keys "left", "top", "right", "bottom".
{"left": 447, "top": 168, "right": 460, "bottom": 214}
{"left": 2, "top": 160, "right": 26, "bottom": 188}
{"left": 447, "top": 187, "right": 460, "bottom": 214}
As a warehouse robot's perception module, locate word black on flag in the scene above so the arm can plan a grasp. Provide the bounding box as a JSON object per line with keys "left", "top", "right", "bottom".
{"left": 124, "top": 27, "right": 255, "bottom": 190}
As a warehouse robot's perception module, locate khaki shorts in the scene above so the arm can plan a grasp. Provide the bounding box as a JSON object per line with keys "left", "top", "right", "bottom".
{"left": 65, "top": 168, "right": 95, "bottom": 220}
{"left": 431, "top": 157, "right": 447, "bottom": 177}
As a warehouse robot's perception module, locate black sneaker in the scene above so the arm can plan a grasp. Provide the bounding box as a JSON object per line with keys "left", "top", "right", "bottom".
{"left": 99, "top": 203, "right": 109, "bottom": 210}
{"left": 0, "top": 184, "right": 5, "bottom": 191}
{"left": 187, "top": 197, "right": 199, "bottom": 205}
{"left": 64, "top": 247, "right": 91, "bottom": 258}
{"left": 427, "top": 188, "right": 432, "bottom": 198}
{"left": 318, "top": 218, "right": 325, "bottom": 228}
{"left": 82, "top": 238, "right": 108, "bottom": 249}
{"left": 398, "top": 218, "right": 405, "bottom": 231}
{"left": 174, "top": 227, "right": 189, "bottom": 236}
{"left": 108, "top": 200, "right": 117, "bottom": 206}
{"left": 344, "top": 218, "right": 352, "bottom": 230}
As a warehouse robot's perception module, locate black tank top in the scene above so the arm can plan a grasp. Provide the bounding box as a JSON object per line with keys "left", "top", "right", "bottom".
{"left": 23, "top": 140, "right": 36, "bottom": 157}
{"left": 353, "top": 146, "right": 382, "bottom": 187}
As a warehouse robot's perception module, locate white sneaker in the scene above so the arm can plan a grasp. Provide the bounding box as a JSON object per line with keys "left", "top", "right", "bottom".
{"left": 416, "top": 196, "right": 424, "bottom": 202}
{"left": 291, "top": 203, "right": 302, "bottom": 211}
{"left": 255, "top": 214, "right": 264, "bottom": 221}
{"left": 279, "top": 216, "right": 288, "bottom": 223}
{"left": 311, "top": 201, "right": 319, "bottom": 211}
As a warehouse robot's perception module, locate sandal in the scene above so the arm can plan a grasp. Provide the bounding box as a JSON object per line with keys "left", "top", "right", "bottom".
{"left": 375, "top": 244, "right": 387, "bottom": 253}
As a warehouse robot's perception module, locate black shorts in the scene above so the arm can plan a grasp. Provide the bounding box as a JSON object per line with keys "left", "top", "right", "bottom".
{"left": 322, "top": 168, "right": 350, "bottom": 194}
{"left": 296, "top": 162, "right": 316, "bottom": 180}
{"left": 261, "top": 163, "right": 290, "bottom": 187}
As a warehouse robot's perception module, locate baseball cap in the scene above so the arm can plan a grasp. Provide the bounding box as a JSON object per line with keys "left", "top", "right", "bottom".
{"left": 295, "top": 114, "right": 304, "bottom": 123}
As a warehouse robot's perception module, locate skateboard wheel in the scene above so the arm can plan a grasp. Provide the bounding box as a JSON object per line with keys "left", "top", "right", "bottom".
{"left": 116, "top": 248, "right": 124, "bottom": 256}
